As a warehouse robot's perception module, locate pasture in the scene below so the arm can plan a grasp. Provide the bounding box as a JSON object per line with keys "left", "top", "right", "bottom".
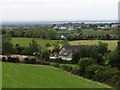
{"left": 69, "top": 40, "right": 118, "bottom": 51}
{"left": 12, "top": 38, "right": 118, "bottom": 51}
{"left": 81, "top": 29, "right": 117, "bottom": 36}
{"left": 2, "top": 63, "right": 110, "bottom": 88}
{"left": 12, "top": 38, "right": 62, "bottom": 48}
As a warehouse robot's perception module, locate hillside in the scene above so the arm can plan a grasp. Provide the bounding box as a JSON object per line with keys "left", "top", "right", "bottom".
{"left": 2, "top": 63, "right": 110, "bottom": 88}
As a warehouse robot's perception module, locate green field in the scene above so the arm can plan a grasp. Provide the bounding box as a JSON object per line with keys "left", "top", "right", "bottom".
{"left": 81, "top": 29, "right": 117, "bottom": 36}
{"left": 12, "top": 38, "right": 62, "bottom": 48}
{"left": 12, "top": 38, "right": 118, "bottom": 51}
{"left": 2, "top": 63, "right": 110, "bottom": 88}
{"left": 0, "top": 63, "right": 2, "bottom": 89}
{"left": 58, "top": 29, "right": 117, "bottom": 36}
{"left": 69, "top": 40, "right": 118, "bottom": 51}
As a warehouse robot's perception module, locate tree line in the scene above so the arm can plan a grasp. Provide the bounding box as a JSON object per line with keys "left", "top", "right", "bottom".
{"left": 1, "top": 25, "right": 118, "bottom": 40}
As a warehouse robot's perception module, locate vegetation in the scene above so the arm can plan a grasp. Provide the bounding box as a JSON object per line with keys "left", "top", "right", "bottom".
{"left": 2, "top": 63, "right": 109, "bottom": 88}
{"left": 12, "top": 38, "right": 62, "bottom": 48}
{"left": 1, "top": 23, "right": 119, "bottom": 89}
{"left": 11, "top": 38, "right": 117, "bottom": 51}
{"left": 69, "top": 40, "right": 118, "bottom": 51}
{"left": 2, "top": 34, "right": 17, "bottom": 55}
{"left": 61, "top": 41, "right": 120, "bottom": 90}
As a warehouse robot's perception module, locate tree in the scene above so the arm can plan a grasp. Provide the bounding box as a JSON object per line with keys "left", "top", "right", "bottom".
{"left": 78, "top": 58, "right": 97, "bottom": 76}
{"left": 2, "top": 34, "right": 17, "bottom": 55}
{"left": 15, "top": 44, "right": 24, "bottom": 54}
{"left": 42, "top": 49, "right": 50, "bottom": 61}
{"left": 85, "top": 64, "right": 101, "bottom": 79}
{"left": 52, "top": 42, "right": 60, "bottom": 53}
{"left": 105, "top": 34, "right": 111, "bottom": 40}
{"left": 109, "top": 41, "right": 120, "bottom": 69}
{"left": 46, "top": 29, "right": 58, "bottom": 40}
{"left": 97, "top": 41, "right": 108, "bottom": 55}
{"left": 29, "top": 39, "right": 40, "bottom": 53}
{"left": 22, "top": 39, "right": 41, "bottom": 55}
{"left": 72, "top": 50, "right": 81, "bottom": 64}
{"left": 2, "top": 29, "right": 6, "bottom": 34}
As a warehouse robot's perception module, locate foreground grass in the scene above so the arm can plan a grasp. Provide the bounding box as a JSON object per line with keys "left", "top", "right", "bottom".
{"left": 2, "top": 63, "right": 110, "bottom": 88}
{"left": 69, "top": 40, "right": 118, "bottom": 51}
{"left": 0, "top": 63, "right": 2, "bottom": 89}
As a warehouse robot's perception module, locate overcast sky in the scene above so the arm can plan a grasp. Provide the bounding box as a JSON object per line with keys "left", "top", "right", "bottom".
{"left": 0, "top": 0, "right": 119, "bottom": 22}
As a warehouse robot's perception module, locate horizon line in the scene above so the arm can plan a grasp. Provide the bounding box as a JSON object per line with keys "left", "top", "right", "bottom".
{"left": 1, "top": 20, "right": 118, "bottom": 22}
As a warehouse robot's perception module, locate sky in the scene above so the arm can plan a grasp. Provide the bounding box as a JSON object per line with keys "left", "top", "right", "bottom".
{"left": 0, "top": 0, "right": 120, "bottom": 22}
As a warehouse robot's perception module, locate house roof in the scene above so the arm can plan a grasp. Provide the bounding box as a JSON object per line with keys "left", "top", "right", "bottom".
{"left": 59, "top": 45, "right": 81, "bottom": 56}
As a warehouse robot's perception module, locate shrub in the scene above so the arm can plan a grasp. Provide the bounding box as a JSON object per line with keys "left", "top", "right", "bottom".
{"left": 50, "top": 62, "right": 60, "bottom": 68}
{"left": 2, "top": 57, "right": 6, "bottom": 62}
{"left": 42, "top": 50, "right": 50, "bottom": 61}
{"left": 95, "top": 66, "right": 119, "bottom": 82}
{"left": 39, "top": 61, "right": 50, "bottom": 65}
{"left": 6, "top": 57, "right": 20, "bottom": 63}
{"left": 110, "top": 73, "right": 120, "bottom": 90}
{"left": 13, "top": 57, "right": 20, "bottom": 63}
{"left": 85, "top": 64, "right": 101, "bottom": 79}
{"left": 30, "top": 58, "right": 36, "bottom": 64}
{"left": 78, "top": 58, "right": 97, "bottom": 76}
{"left": 61, "top": 65, "right": 72, "bottom": 72}
{"left": 45, "top": 43, "right": 51, "bottom": 47}
{"left": 7, "top": 57, "right": 12, "bottom": 62}
{"left": 71, "top": 66, "right": 80, "bottom": 75}
{"left": 24, "top": 58, "right": 30, "bottom": 64}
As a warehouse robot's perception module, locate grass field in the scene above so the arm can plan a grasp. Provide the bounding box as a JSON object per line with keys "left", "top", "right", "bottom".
{"left": 12, "top": 38, "right": 118, "bottom": 51}
{"left": 81, "top": 29, "right": 117, "bottom": 36}
{"left": 69, "top": 40, "right": 118, "bottom": 51}
{"left": 12, "top": 38, "right": 62, "bottom": 48}
{"left": 0, "top": 63, "right": 2, "bottom": 89}
{"left": 2, "top": 63, "right": 110, "bottom": 88}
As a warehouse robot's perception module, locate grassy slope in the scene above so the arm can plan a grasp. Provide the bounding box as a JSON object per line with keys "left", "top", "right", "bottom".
{"left": 2, "top": 63, "right": 109, "bottom": 88}
{"left": 69, "top": 40, "right": 118, "bottom": 51}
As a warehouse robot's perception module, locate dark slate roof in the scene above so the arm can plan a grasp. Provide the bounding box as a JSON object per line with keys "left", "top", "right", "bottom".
{"left": 59, "top": 45, "right": 81, "bottom": 56}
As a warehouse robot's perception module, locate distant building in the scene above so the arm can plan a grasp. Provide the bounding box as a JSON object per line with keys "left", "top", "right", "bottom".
{"left": 61, "top": 34, "right": 67, "bottom": 39}
{"left": 111, "top": 24, "right": 118, "bottom": 28}
{"left": 60, "top": 26, "right": 66, "bottom": 30}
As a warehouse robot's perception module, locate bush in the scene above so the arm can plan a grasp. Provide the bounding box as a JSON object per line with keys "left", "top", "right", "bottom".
{"left": 30, "top": 58, "right": 36, "bottom": 64}
{"left": 109, "top": 73, "right": 120, "bottom": 90}
{"left": 78, "top": 58, "right": 97, "bottom": 76}
{"left": 42, "top": 50, "right": 50, "bottom": 61}
{"left": 61, "top": 65, "right": 72, "bottom": 72}
{"left": 13, "top": 57, "right": 20, "bottom": 63}
{"left": 95, "top": 66, "right": 119, "bottom": 82}
{"left": 85, "top": 64, "right": 101, "bottom": 79}
{"left": 7, "top": 57, "right": 12, "bottom": 62}
{"left": 39, "top": 61, "right": 50, "bottom": 65}
{"left": 7, "top": 57, "right": 20, "bottom": 63}
{"left": 50, "top": 62, "right": 60, "bottom": 68}
{"left": 2, "top": 57, "right": 6, "bottom": 62}
{"left": 24, "top": 58, "right": 30, "bottom": 64}
{"left": 71, "top": 66, "right": 80, "bottom": 75}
